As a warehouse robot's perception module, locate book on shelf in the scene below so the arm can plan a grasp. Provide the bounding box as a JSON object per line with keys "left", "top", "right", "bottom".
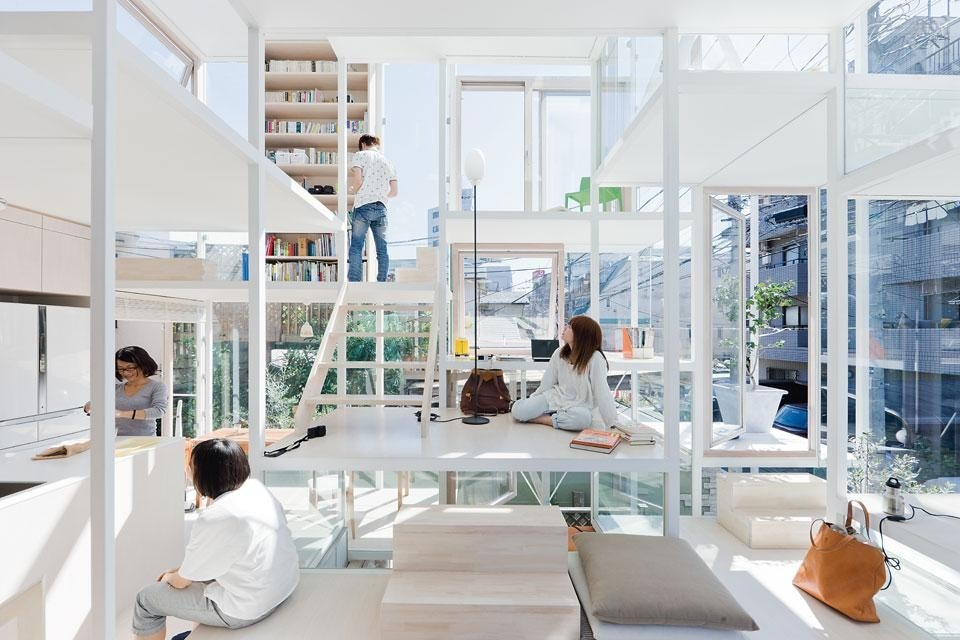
{"left": 569, "top": 429, "right": 621, "bottom": 454}
{"left": 268, "top": 148, "right": 337, "bottom": 166}
{"left": 265, "top": 261, "right": 337, "bottom": 282}
{"left": 612, "top": 423, "right": 659, "bottom": 445}
{"left": 266, "top": 233, "right": 335, "bottom": 258}
{"left": 265, "top": 90, "right": 335, "bottom": 104}
{"left": 265, "top": 59, "right": 338, "bottom": 73}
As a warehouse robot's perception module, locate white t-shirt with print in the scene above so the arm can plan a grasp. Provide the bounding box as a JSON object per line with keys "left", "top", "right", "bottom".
{"left": 178, "top": 478, "right": 300, "bottom": 620}
{"left": 351, "top": 147, "right": 397, "bottom": 209}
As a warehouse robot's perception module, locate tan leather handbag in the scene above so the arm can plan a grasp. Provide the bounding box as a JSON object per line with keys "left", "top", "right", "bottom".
{"left": 793, "top": 500, "right": 887, "bottom": 622}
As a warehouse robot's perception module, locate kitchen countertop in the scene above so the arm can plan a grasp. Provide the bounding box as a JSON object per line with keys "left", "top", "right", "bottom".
{"left": 0, "top": 435, "right": 181, "bottom": 483}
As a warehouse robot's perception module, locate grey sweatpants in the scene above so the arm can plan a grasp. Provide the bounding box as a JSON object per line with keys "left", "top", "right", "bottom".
{"left": 132, "top": 582, "right": 274, "bottom": 636}
{"left": 511, "top": 395, "right": 593, "bottom": 431}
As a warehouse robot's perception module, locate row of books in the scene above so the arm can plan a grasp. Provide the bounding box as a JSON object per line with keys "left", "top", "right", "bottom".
{"left": 267, "top": 148, "right": 338, "bottom": 165}
{"left": 266, "top": 59, "right": 338, "bottom": 72}
{"left": 265, "top": 91, "right": 367, "bottom": 104}
{"left": 265, "top": 261, "right": 338, "bottom": 282}
{"left": 266, "top": 90, "right": 335, "bottom": 104}
{"left": 266, "top": 234, "right": 335, "bottom": 258}
{"left": 264, "top": 60, "right": 366, "bottom": 73}
{"left": 569, "top": 424, "right": 660, "bottom": 454}
{"left": 264, "top": 119, "right": 367, "bottom": 134}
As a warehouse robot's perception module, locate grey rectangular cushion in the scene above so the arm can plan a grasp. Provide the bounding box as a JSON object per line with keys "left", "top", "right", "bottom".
{"left": 573, "top": 533, "right": 759, "bottom": 631}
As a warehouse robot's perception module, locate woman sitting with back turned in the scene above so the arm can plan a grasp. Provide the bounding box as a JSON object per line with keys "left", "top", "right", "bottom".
{"left": 132, "top": 438, "right": 299, "bottom": 639}
{"left": 511, "top": 315, "right": 619, "bottom": 431}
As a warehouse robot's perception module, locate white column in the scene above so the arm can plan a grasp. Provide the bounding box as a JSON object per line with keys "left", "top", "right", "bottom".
{"left": 691, "top": 185, "right": 708, "bottom": 517}
{"left": 825, "top": 28, "right": 849, "bottom": 519}
{"left": 806, "top": 188, "right": 822, "bottom": 457}
{"left": 629, "top": 254, "right": 639, "bottom": 424}
{"left": 662, "top": 27, "right": 681, "bottom": 538}
{"left": 247, "top": 28, "right": 266, "bottom": 471}
{"left": 91, "top": 0, "right": 117, "bottom": 636}
{"left": 588, "top": 45, "right": 601, "bottom": 318}
{"left": 854, "top": 197, "right": 871, "bottom": 438}
{"left": 438, "top": 58, "right": 450, "bottom": 408}
{"left": 202, "top": 300, "right": 214, "bottom": 435}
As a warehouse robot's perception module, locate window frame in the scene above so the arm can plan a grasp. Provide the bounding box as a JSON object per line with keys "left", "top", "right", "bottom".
{"left": 118, "top": 0, "right": 198, "bottom": 90}
{"left": 452, "top": 76, "right": 591, "bottom": 213}
{"left": 451, "top": 243, "right": 565, "bottom": 355}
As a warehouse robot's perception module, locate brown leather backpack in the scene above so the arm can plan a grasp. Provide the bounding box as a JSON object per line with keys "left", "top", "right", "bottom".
{"left": 460, "top": 368, "right": 512, "bottom": 415}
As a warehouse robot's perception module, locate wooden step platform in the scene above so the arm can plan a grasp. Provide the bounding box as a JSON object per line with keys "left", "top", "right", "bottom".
{"left": 380, "top": 571, "right": 579, "bottom": 640}
{"left": 392, "top": 505, "right": 569, "bottom": 574}
{"left": 189, "top": 571, "right": 389, "bottom": 639}
{"left": 717, "top": 473, "right": 827, "bottom": 549}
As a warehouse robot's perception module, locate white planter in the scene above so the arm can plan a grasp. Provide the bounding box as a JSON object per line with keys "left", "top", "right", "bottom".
{"left": 714, "top": 383, "right": 787, "bottom": 434}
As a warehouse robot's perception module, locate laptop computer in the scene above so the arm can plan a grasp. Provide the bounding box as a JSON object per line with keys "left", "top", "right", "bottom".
{"left": 531, "top": 339, "right": 559, "bottom": 362}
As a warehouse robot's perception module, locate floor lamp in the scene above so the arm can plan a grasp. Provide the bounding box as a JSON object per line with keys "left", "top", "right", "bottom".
{"left": 462, "top": 148, "right": 489, "bottom": 425}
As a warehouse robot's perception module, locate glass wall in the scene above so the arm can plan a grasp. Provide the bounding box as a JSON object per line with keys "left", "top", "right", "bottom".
{"left": 853, "top": 198, "right": 960, "bottom": 493}
{"left": 679, "top": 34, "right": 829, "bottom": 71}
{"left": 846, "top": 1, "right": 960, "bottom": 170}
{"left": 597, "top": 36, "right": 663, "bottom": 163}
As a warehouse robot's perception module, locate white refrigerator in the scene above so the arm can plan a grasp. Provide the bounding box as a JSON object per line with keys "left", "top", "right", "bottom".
{"left": 0, "top": 302, "right": 90, "bottom": 448}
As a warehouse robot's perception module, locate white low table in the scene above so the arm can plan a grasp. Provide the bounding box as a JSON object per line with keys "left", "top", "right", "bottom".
{"left": 262, "top": 407, "right": 668, "bottom": 473}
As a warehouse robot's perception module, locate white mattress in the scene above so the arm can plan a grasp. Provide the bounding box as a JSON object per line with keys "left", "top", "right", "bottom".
{"left": 568, "top": 552, "right": 749, "bottom": 640}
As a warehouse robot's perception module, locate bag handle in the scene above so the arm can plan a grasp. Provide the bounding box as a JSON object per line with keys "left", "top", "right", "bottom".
{"left": 807, "top": 518, "right": 855, "bottom": 552}
{"left": 846, "top": 499, "right": 871, "bottom": 533}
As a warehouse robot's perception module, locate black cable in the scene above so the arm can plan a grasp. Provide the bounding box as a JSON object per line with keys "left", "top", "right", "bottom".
{"left": 263, "top": 434, "right": 308, "bottom": 457}
{"left": 875, "top": 503, "right": 960, "bottom": 590}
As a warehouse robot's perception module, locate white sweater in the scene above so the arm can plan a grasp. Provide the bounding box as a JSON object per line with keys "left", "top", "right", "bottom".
{"left": 530, "top": 349, "right": 619, "bottom": 428}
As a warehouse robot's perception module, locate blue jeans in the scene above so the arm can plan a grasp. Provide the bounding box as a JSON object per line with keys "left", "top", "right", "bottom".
{"left": 511, "top": 395, "right": 593, "bottom": 431}
{"left": 348, "top": 202, "right": 388, "bottom": 282}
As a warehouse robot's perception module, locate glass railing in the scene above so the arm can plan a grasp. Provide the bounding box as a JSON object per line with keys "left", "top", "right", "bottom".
{"left": 679, "top": 33, "right": 829, "bottom": 72}
{"left": 845, "top": 5, "right": 960, "bottom": 172}
{"left": 597, "top": 36, "right": 662, "bottom": 163}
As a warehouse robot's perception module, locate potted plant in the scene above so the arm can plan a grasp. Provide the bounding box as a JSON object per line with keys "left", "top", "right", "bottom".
{"left": 714, "top": 279, "right": 795, "bottom": 433}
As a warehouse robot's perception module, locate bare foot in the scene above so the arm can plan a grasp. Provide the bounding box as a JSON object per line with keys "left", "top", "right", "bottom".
{"left": 530, "top": 415, "right": 554, "bottom": 427}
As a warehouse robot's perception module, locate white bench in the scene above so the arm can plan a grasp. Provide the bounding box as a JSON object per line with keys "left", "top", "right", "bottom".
{"left": 717, "top": 472, "right": 826, "bottom": 549}
{"left": 189, "top": 570, "right": 389, "bottom": 640}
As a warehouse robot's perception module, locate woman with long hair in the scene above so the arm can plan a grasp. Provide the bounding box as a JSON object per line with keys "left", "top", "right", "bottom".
{"left": 512, "top": 315, "right": 619, "bottom": 431}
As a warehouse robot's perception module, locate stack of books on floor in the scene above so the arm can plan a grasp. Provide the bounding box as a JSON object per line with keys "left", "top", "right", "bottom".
{"left": 569, "top": 429, "right": 621, "bottom": 454}
{"left": 612, "top": 422, "right": 659, "bottom": 445}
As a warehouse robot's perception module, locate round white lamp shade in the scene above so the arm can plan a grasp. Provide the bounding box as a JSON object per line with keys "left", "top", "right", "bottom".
{"left": 464, "top": 148, "right": 486, "bottom": 185}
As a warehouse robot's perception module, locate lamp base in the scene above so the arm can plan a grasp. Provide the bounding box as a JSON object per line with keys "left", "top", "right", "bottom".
{"left": 461, "top": 415, "right": 490, "bottom": 425}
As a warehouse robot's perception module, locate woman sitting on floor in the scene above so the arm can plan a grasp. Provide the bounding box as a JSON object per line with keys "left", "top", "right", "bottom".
{"left": 512, "top": 315, "right": 619, "bottom": 431}
{"left": 132, "top": 438, "right": 299, "bottom": 639}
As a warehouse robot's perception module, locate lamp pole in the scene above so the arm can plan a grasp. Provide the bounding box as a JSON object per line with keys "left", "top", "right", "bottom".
{"left": 462, "top": 150, "right": 489, "bottom": 425}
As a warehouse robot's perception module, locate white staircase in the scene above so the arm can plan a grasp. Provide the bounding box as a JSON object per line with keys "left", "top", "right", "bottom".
{"left": 381, "top": 505, "right": 580, "bottom": 640}
{"left": 717, "top": 472, "right": 827, "bottom": 549}
{"left": 293, "top": 250, "right": 441, "bottom": 435}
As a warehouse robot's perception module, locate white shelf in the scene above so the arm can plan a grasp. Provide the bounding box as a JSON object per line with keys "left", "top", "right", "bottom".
{"left": 275, "top": 163, "right": 339, "bottom": 177}
{"left": 115, "top": 280, "right": 340, "bottom": 303}
{"left": 265, "top": 102, "right": 368, "bottom": 120}
{"left": 266, "top": 255, "right": 338, "bottom": 261}
{"left": 265, "top": 71, "right": 368, "bottom": 91}
{"left": 442, "top": 354, "right": 695, "bottom": 373}
{"left": 262, "top": 407, "right": 669, "bottom": 473}
{"left": 266, "top": 132, "right": 361, "bottom": 148}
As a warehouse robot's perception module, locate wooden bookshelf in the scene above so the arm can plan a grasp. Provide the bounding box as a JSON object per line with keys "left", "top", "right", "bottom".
{"left": 265, "top": 232, "right": 338, "bottom": 282}
{"left": 264, "top": 39, "right": 372, "bottom": 222}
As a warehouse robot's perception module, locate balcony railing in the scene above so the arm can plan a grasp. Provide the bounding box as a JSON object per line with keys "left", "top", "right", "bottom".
{"left": 879, "top": 328, "right": 960, "bottom": 375}
{"left": 758, "top": 261, "right": 808, "bottom": 295}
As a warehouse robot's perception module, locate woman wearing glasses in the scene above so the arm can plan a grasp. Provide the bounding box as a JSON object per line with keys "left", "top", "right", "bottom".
{"left": 511, "top": 315, "right": 619, "bottom": 431}
{"left": 84, "top": 345, "right": 168, "bottom": 436}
